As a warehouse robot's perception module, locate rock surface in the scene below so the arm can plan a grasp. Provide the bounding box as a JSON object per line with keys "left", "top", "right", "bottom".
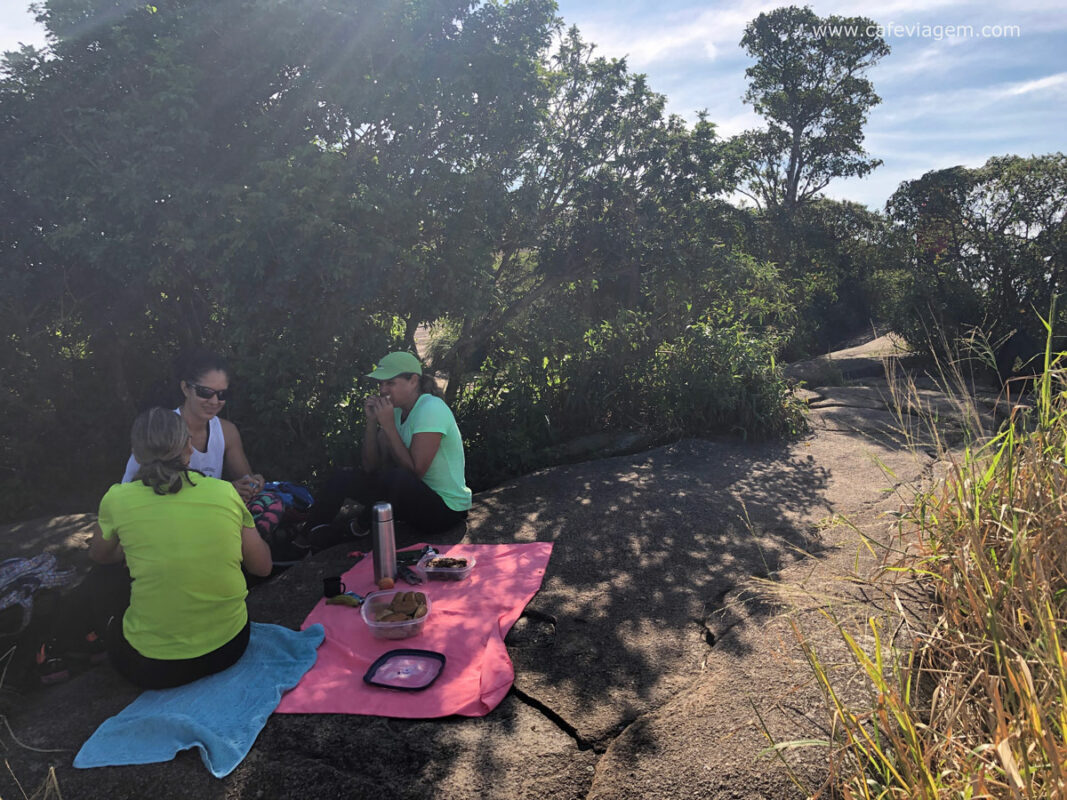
{"left": 0, "top": 337, "right": 1001, "bottom": 799}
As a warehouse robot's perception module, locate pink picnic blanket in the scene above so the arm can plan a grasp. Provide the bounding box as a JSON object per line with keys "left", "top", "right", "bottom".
{"left": 275, "top": 542, "right": 552, "bottom": 718}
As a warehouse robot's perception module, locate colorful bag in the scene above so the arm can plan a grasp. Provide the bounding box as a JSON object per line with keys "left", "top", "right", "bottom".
{"left": 246, "top": 491, "right": 285, "bottom": 540}
{"left": 262, "top": 481, "right": 315, "bottom": 523}
{"left": 254, "top": 483, "right": 317, "bottom": 566}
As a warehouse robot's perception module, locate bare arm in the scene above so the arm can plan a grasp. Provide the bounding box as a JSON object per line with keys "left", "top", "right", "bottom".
{"left": 366, "top": 396, "right": 442, "bottom": 477}
{"left": 241, "top": 526, "right": 273, "bottom": 576}
{"left": 89, "top": 523, "right": 125, "bottom": 564}
{"left": 221, "top": 419, "right": 263, "bottom": 500}
{"left": 378, "top": 427, "right": 442, "bottom": 478}
{"left": 361, "top": 395, "right": 384, "bottom": 472}
{"left": 361, "top": 396, "right": 400, "bottom": 472}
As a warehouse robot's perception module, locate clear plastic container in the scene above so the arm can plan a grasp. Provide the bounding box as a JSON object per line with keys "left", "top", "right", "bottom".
{"left": 416, "top": 554, "right": 476, "bottom": 582}
{"left": 361, "top": 590, "right": 431, "bottom": 640}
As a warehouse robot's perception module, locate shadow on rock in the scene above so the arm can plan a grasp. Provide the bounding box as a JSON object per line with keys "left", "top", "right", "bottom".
{"left": 468, "top": 437, "right": 833, "bottom": 746}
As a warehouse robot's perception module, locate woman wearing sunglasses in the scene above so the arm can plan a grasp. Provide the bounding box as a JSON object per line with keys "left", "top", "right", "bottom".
{"left": 121, "top": 351, "right": 264, "bottom": 501}
{"left": 91, "top": 408, "right": 273, "bottom": 688}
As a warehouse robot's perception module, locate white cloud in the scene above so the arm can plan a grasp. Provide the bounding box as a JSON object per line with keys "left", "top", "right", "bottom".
{"left": 824, "top": 0, "right": 1067, "bottom": 32}
{"left": 704, "top": 109, "right": 761, "bottom": 138}
{"left": 822, "top": 0, "right": 962, "bottom": 20}
{"left": 573, "top": 0, "right": 1067, "bottom": 74}
{"left": 877, "top": 71, "right": 1067, "bottom": 125}
{"left": 571, "top": 0, "right": 775, "bottom": 68}
{"left": 1006, "top": 72, "right": 1067, "bottom": 95}
{"left": 0, "top": 0, "right": 46, "bottom": 53}
{"left": 873, "top": 40, "right": 976, "bottom": 81}
{"left": 569, "top": 0, "right": 1000, "bottom": 70}
{"left": 869, "top": 125, "right": 1046, "bottom": 147}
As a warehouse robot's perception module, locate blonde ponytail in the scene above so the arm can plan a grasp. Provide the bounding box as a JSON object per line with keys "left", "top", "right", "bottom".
{"left": 131, "top": 408, "right": 195, "bottom": 495}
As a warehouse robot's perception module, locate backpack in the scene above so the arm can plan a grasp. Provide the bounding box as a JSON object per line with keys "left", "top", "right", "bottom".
{"left": 257, "top": 482, "right": 316, "bottom": 566}
{"left": 262, "top": 482, "right": 315, "bottom": 523}
{"left": 247, "top": 490, "right": 286, "bottom": 540}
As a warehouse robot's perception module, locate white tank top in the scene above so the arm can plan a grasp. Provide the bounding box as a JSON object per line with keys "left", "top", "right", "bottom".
{"left": 121, "top": 409, "right": 226, "bottom": 482}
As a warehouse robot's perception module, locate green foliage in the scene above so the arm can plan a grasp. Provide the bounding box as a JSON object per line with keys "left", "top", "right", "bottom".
{"left": 434, "top": 30, "right": 741, "bottom": 395}
{"left": 727, "top": 7, "right": 893, "bottom": 358}
{"left": 886, "top": 154, "right": 1067, "bottom": 359}
{"left": 0, "top": 0, "right": 560, "bottom": 514}
{"left": 773, "top": 199, "right": 910, "bottom": 357}
{"left": 734, "top": 5, "right": 889, "bottom": 215}
{"left": 456, "top": 308, "right": 807, "bottom": 491}
{"left": 593, "top": 319, "right": 807, "bottom": 441}
{"left": 1, "top": 0, "right": 879, "bottom": 518}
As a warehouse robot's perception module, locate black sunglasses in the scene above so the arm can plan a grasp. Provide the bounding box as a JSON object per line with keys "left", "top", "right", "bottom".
{"left": 188, "top": 383, "right": 231, "bottom": 402}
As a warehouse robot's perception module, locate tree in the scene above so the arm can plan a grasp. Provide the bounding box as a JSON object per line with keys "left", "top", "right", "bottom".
{"left": 434, "top": 29, "right": 742, "bottom": 399}
{"left": 886, "top": 154, "right": 1067, "bottom": 358}
{"left": 725, "top": 6, "right": 890, "bottom": 355}
{"left": 734, "top": 5, "right": 889, "bottom": 216}
{"left": 0, "top": 0, "right": 558, "bottom": 513}
{"left": 744, "top": 199, "right": 898, "bottom": 356}
{"left": 431, "top": 34, "right": 802, "bottom": 481}
{"left": 0, "top": 0, "right": 805, "bottom": 518}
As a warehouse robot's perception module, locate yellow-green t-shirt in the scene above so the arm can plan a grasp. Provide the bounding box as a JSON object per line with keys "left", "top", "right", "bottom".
{"left": 97, "top": 476, "right": 254, "bottom": 660}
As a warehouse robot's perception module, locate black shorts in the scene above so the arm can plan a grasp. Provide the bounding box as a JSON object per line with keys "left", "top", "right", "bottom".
{"left": 108, "top": 618, "right": 251, "bottom": 690}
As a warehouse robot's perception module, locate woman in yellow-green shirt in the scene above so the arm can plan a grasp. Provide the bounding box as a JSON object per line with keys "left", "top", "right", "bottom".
{"left": 90, "top": 408, "right": 272, "bottom": 689}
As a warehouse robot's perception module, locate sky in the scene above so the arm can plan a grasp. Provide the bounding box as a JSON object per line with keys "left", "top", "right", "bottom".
{"left": 2, "top": 0, "right": 1064, "bottom": 211}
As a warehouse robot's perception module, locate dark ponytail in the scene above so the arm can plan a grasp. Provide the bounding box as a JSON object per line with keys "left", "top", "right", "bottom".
{"left": 417, "top": 373, "right": 444, "bottom": 399}
{"left": 178, "top": 349, "right": 230, "bottom": 385}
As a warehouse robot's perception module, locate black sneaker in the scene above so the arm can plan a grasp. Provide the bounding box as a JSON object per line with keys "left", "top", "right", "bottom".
{"left": 67, "top": 631, "right": 109, "bottom": 665}
{"left": 348, "top": 519, "right": 371, "bottom": 540}
{"left": 263, "top": 524, "right": 311, "bottom": 567}
{"left": 35, "top": 642, "right": 70, "bottom": 686}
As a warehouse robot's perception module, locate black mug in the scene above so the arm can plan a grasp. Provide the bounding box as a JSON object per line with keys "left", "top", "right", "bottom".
{"left": 323, "top": 576, "right": 347, "bottom": 598}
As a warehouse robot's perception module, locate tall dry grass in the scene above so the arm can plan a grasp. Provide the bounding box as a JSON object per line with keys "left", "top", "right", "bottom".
{"left": 798, "top": 322, "right": 1065, "bottom": 798}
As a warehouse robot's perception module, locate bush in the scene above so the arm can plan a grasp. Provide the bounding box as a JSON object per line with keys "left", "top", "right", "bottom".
{"left": 885, "top": 154, "right": 1067, "bottom": 364}
{"left": 455, "top": 315, "right": 807, "bottom": 491}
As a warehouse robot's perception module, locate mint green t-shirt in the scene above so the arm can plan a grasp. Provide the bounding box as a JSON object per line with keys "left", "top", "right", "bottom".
{"left": 394, "top": 394, "right": 472, "bottom": 512}
{"left": 97, "top": 476, "right": 254, "bottom": 660}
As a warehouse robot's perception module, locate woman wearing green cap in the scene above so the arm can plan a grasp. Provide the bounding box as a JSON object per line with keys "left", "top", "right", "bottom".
{"left": 305, "top": 352, "right": 471, "bottom": 540}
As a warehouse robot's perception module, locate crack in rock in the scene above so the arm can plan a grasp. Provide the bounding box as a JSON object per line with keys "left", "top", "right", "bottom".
{"left": 508, "top": 606, "right": 725, "bottom": 765}
{"left": 508, "top": 685, "right": 599, "bottom": 753}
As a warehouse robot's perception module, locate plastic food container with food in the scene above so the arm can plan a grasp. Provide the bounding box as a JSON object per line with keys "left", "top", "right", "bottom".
{"left": 361, "top": 590, "right": 431, "bottom": 640}
{"left": 416, "top": 553, "right": 476, "bottom": 582}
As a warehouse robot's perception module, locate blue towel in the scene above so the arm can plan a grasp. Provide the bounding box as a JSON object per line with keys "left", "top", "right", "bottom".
{"left": 74, "top": 622, "right": 324, "bottom": 778}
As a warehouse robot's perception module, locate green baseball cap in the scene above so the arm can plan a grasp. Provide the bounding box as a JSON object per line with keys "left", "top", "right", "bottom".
{"left": 366, "top": 352, "right": 423, "bottom": 380}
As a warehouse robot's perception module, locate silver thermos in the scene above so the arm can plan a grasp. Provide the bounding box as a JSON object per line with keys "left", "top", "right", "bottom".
{"left": 371, "top": 502, "right": 397, "bottom": 583}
